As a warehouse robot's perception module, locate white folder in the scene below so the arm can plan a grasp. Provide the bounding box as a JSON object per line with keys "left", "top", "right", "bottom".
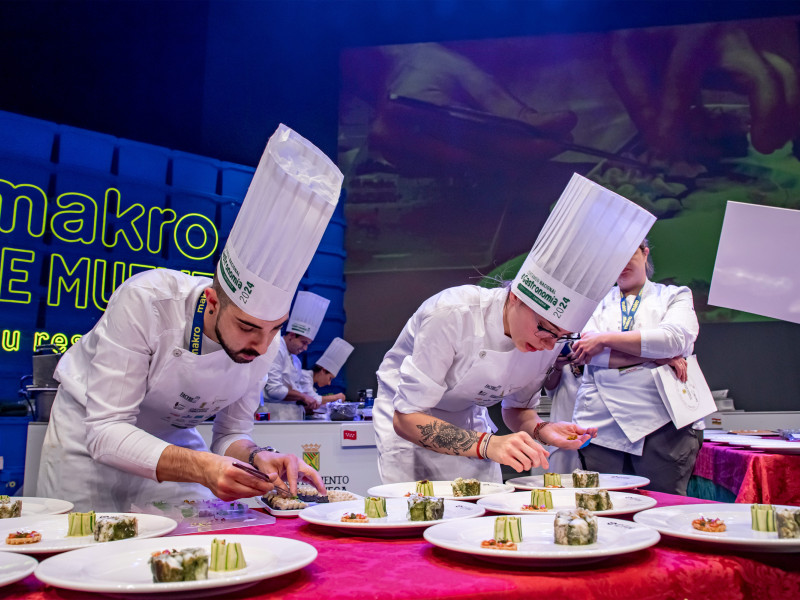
{"left": 652, "top": 355, "right": 717, "bottom": 429}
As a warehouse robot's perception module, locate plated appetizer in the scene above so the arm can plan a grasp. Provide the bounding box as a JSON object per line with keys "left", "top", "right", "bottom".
{"left": 575, "top": 489, "right": 613, "bottom": 512}
{"left": 67, "top": 511, "right": 96, "bottom": 537}
{"left": 407, "top": 495, "right": 444, "bottom": 521}
{"left": 751, "top": 504, "right": 776, "bottom": 532}
{"left": 543, "top": 473, "right": 563, "bottom": 488}
{"left": 0, "top": 495, "right": 21, "bottom": 519}
{"left": 150, "top": 547, "right": 209, "bottom": 582}
{"left": 95, "top": 515, "right": 138, "bottom": 542}
{"left": 572, "top": 469, "right": 600, "bottom": 488}
{"left": 451, "top": 478, "right": 481, "bottom": 497}
{"left": 341, "top": 512, "right": 369, "bottom": 523}
{"left": 416, "top": 480, "right": 435, "bottom": 496}
{"left": 5, "top": 530, "right": 41, "bottom": 545}
{"left": 481, "top": 516, "right": 522, "bottom": 551}
{"left": 691, "top": 517, "right": 726, "bottom": 533}
{"left": 776, "top": 508, "right": 800, "bottom": 539}
{"left": 209, "top": 538, "right": 246, "bottom": 571}
{"left": 554, "top": 509, "right": 598, "bottom": 545}
{"left": 364, "top": 497, "right": 387, "bottom": 518}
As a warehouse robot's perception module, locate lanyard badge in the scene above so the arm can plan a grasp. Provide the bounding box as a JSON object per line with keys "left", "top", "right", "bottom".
{"left": 620, "top": 293, "right": 641, "bottom": 332}
{"left": 189, "top": 294, "right": 207, "bottom": 355}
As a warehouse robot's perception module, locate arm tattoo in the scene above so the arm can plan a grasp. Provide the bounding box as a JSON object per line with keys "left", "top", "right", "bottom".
{"left": 415, "top": 421, "right": 480, "bottom": 456}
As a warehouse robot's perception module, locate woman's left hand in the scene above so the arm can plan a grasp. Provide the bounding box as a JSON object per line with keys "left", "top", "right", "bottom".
{"left": 539, "top": 421, "right": 597, "bottom": 449}
{"left": 570, "top": 332, "right": 607, "bottom": 364}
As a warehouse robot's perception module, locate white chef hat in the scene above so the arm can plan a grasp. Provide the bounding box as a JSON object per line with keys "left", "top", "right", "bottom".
{"left": 315, "top": 337, "right": 354, "bottom": 377}
{"left": 286, "top": 291, "right": 330, "bottom": 341}
{"left": 217, "top": 124, "right": 343, "bottom": 321}
{"left": 511, "top": 173, "right": 656, "bottom": 332}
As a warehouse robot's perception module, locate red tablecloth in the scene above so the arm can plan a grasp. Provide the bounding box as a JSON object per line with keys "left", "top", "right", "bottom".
{"left": 5, "top": 490, "right": 800, "bottom": 600}
{"left": 693, "top": 441, "right": 800, "bottom": 505}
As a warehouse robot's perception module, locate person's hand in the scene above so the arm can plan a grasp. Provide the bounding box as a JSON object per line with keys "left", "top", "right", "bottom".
{"left": 552, "top": 355, "right": 573, "bottom": 370}
{"left": 608, "top": 23, "right": 800, "bottom": 160}
{"left": 484, "top": 432, "right": 550, "bottom": 472}
{"left": 539, "top": 422, "right": 597, "bottom": 449}
{"left": 201, "top": 454, "right": 273, "bottom": 501}
{"left": 667, "top": 356, "right": 688, "bottom": 382}
{"left": 570, "top": 332, "right": 607, "bottom": 365}
{"left": 322, "top": 393, "right": 346, "bottom": 404}
{"left": 254, "top": 451, "right": 326, "bottom": 495}
{"left": 301, "top": 394, "right": 322, "bottom": 410}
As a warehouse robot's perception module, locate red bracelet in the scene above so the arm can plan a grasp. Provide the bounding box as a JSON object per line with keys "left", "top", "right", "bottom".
{"left": 476, "top": 432, "right": 487, "bottom": 459}
{"left": 533, "top": 422, "right": 550, "bottom": 444}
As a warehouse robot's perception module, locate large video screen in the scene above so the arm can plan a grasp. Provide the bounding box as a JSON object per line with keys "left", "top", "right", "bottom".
{"left": 339, "top": 16, "right": 800, "bottom": 330}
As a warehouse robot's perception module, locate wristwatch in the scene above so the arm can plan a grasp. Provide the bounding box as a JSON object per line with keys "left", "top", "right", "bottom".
{"left": 248, "top": 446, "right": 278, "bottom": 467}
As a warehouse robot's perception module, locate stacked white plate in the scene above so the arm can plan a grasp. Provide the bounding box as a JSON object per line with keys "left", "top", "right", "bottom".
{"left": 477, "top": 489, "right": 657, "bottom": 517}
{"left": 367, "top": 480, "right": 514, "bottom": 501}
{"left": 507, "top": 473, "right": 650, "bottom": 491}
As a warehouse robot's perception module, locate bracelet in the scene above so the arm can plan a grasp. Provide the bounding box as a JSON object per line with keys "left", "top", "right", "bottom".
{"left": 532, "top": 422, "right": 550, "bottom": 444}
{"left": 476, "top": 432, "right": 487, "bottom": 459}
{"left": 248, "top": 445, "right": 278, "bottom": 467}
{"left": 481, "top": 432, "right": 494, "bottom": 461}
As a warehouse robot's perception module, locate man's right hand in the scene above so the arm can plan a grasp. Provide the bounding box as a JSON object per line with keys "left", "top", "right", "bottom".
{"left": 201, "top": 454, "right": 272, "bottom": 501}
{"left": 485, "top": 432, "right": 550, "bottom": 472}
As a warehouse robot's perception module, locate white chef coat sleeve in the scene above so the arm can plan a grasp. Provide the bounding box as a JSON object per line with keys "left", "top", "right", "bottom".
{"left": 500, "top": 386, "right": 543, "bottom": 410}
{"left": 82, "top": 283, "right": 170, "bottom": 481}
{"left": 581, "top": 308, "right": 612, "bottom": 368}
{"left": 392, "top": 308, "right": 462, "bottom": 414}
{"left": 639, "top": 287, "right": 699, "bottom": 359}
{"left": 298, "top": 370, "right": 322, "bottom": 403}
{"left": 264, "top": 346, "right": 290, "bottom": 401}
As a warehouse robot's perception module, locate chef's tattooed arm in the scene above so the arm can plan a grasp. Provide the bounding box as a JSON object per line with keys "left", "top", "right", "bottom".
{"left": 393, "top": 412, "right": 482, "bottom": 457}
{"left": 416, "top": 420, "right": 481, "bottom": 455}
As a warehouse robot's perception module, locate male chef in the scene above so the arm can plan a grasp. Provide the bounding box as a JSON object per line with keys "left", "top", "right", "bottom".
{"left": 38, "top": 125, "right": 343, "bottom": 511}
{"left": 262, "top": 291, "right": 329, "bottom": 419}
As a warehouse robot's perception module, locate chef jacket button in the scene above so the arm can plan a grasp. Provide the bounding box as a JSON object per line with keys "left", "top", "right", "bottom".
{"left": 173, "top": 349, "right": 182, "bottom": 357}
{"left": 479, "top": 351, "right": 486, "bottom": 359}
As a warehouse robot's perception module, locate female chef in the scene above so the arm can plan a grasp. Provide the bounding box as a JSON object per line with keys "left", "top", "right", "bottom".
{"left": 373, "top": 173, "right": 657, "bottom": 484}
{"left": 571, "top": 238, "right": 700, "bottom": 495}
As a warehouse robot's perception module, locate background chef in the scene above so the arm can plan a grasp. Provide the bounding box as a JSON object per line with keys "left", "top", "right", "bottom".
{"left": 373, "top": 173, "right": 656, "bottom": 484}
{"left": 300, "top": 337, "right": 355, "bottom": 407}
{"left": 37, "top": 125, "right": 342, "bottom": 511}
{"left": 263, "top": 291, "right": 330, "bottom": 418}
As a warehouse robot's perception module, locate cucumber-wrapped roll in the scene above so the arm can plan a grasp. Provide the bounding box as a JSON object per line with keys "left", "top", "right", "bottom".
{"left": 416, "top": 480, "right": 435, "bottom": 496}
{"left": 750, "top": 504, "right": 776, "bottom": 532}
{"left": 494, "top": 516, "right": 523, "bottom": 543}
{"left": 407, "top": 495, "right": 444, "bottom": 521}
{"left": 364, "top": 496, "right": 387, "bottom": 518}
{"left": 543, "top": 473, "right": 562, "bottom": 487}
{"left": 67, "top": 511, "right": 96, "bottom": 536}
{"left": 530, "top": 489, "right": 553, "bottom": 510}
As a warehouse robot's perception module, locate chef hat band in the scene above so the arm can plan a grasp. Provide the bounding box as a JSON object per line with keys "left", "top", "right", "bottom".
{"left": 286, "top": 291, "right": 330, "bottom": 341}
{"left": 217, "top": 124, "right": 343, "bottom": 321}
{"left": 511, "top": 173, "right": 656, "bottom": 332}
{"left": 315, "top": 337, "right": 354, "bottom": 377}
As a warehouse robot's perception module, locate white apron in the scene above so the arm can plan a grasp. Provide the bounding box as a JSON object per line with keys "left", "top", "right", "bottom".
{"left": 39, "top": 344, "right": 260, "bottom": 512}
{"left": 544, "top": 368, "right": 582, "bottom": 473}
{"left": 376, "top": 347, "right": 546, "bottom": 483}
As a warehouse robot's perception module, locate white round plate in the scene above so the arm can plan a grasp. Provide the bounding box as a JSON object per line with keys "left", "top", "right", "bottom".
{"left": 367, "top": 480, "right": 514, "bottom": 501}
{"left": 34, "top": 534, "right": 316, "bottom": 595}
{"left": 423, "top": 514, "right": 660, "bottom": 566}
{"left": 703, "top": 434, "right": 767, "bottom": 445}
{"left": 507, "top": 473, "right": 650, "bottom": 491}
{"left": 0, "top": 513, "right": 177, "bottom": 554}
{"left": 735, "top": 441, "right": 800, "bottom": 455}
{"left": 255, "top": 493, "right": 364, "bottom": 517}
{"left": 477, "top": 490, "right": 657, "bottom": 517}
{"left": 0, "top": 552, "right": 37, "bottom": 587}
{"left": 633, "top": 503, "right": 800, "bottom": 552}
{"left": 299, "top": 498, "right": 484, "bottom": 536}
{"left": 5, "top": 497, "right": 74, "bottom": 518}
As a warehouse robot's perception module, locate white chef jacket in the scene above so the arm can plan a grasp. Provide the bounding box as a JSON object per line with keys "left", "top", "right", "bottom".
{"left": 374, "top": 285, "right": 559, "bottom": 483}
{"left": 263, "top": 336, "right": 303, "bottom": 401}
{"left": 37, "top": 269, "right": 277, "bottom": 511}
{"left": 298, "top": 369, "right": 322, "bottom": 403}
{"left": 543, "top": 366, "right": 582, "bottom": 473}
{"left": 573, "top": 279, "right": 699, "bottom": 455}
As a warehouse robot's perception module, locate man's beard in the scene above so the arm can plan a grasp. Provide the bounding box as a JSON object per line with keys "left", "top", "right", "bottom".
{"left": 215, "top": 323, "right": 260, "bottom": 364}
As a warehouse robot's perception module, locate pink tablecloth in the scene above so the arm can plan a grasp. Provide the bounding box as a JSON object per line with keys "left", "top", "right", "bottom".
{"left": 5, "top": 490, "right": 800, "bottom": 600}
{"left": 693, "top": 441, "right": 800, "bottom": 505}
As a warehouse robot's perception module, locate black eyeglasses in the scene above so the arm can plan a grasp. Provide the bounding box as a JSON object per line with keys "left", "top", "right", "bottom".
{"left": 535, "top": 322, "right": 581, "bottom": 344}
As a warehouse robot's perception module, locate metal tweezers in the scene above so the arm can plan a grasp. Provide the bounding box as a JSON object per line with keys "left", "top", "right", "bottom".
{"left": 232, "top": 462, "right": 293, "bottom": 497}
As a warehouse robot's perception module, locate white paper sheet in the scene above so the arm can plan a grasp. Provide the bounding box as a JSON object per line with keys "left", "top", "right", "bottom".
{"left": 652, "top": 355, "right": 716, "bottom": 429}
{"left": 709, "top": 201, "right": 800, "bottom": 324}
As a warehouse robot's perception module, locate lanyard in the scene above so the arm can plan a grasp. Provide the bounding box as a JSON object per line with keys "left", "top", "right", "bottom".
{"left": 189, "top": 293, "right": 207, "bottom": 355}
{"left": 620, "top": 292, "right": 642, "bottom": 332}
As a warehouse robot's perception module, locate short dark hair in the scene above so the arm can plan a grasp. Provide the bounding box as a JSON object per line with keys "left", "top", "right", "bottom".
{"left": 211, "top": 275, "right": 233, "bottom": 311}
{"left": 313, "top": 364, "right": 332, "bottom": 376}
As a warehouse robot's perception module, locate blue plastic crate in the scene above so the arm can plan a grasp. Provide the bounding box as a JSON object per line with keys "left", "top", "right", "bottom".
{"left": 0, "top": 110, "right": 57, "bottom": 161}
{"left": 220, "top": 162, "right": 255, "bottom": 199}
{"left": 171, "top": 151, "right": 219, "bottom": 195}
{"left": 117, "top": 139, "right": 170, "bottom": 184}
{"left": 0, "top": 416, "right": 32, "bottom": 471}
{"left": 58, "top": 125, "right": 116, "bottom": 172}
